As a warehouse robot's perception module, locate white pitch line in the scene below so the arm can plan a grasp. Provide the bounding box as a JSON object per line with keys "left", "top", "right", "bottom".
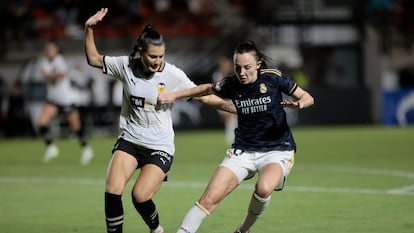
{"left": 386, "top": 184, "right": 414, "bottom": 194}
{"left": 294, "top": 165, "right": 414, "bottom": 180}
{"left": 0, "top": 176, "right": 104, "bottom": 185}
{"left": 0, "top": 176, "right": 413, "bottom": 196}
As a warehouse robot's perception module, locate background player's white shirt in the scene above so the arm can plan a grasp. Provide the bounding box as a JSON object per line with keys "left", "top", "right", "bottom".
{"left": 103, "top": 56, "right": 196, "bottom": 155}
{"left": 40, "top": 54, "right": 74, "bottom": 105}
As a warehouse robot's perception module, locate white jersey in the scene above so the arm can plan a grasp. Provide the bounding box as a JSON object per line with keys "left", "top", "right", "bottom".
{"left": 40, "top": 54, "right": 74, "bottom": 105}
{"left": 103, "top": 55, "right": 196, "bottom": 155}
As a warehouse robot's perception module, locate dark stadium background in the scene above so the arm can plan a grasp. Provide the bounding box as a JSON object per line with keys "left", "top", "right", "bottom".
{"left": 1, "top": 0, "right": 414, "bottom": 137}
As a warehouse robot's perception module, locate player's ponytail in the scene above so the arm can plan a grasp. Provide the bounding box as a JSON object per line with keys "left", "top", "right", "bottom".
{"left": 234, "top": 40, "right": 270, "bottom": 68}
{"left": 130, "top": 24, "right": 164, "bottom": 58}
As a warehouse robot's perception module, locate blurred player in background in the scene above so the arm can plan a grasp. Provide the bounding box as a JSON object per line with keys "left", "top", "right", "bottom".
{"left": 211, "top": 54, "right": 238, "bottom": 144}
{"left": 84, "top": 8, "right": 235, "bottom": 233}
{"left": 38, "top": 40, "right": 93, "bottom": 165}
{"left": 158, "top": 40, "right": 314, "bottom": 233}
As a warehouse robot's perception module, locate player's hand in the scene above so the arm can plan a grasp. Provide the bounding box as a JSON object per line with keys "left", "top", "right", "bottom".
{"left": 85, "top": 8, "right": 108, "bottom": 28}
{"left": 158, "top": 93, "right": 177, "bottom": 104}
{"left": 280, "top": 100, "right": 302, "bottom": 109}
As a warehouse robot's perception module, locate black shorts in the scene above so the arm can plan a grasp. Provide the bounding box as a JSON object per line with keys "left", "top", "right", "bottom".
{"left": 46, "top": 100, "right": 77, "bottom": 115}
{"left": 112, "top": 138, "right": 173, "bottom": 174}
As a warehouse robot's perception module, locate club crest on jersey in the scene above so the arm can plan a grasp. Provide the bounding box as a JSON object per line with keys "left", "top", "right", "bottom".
{"left": 259, "top": 83, "right": 267, "bottom": 93}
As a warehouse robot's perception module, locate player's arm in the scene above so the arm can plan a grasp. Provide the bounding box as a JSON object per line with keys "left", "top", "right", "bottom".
{"left": 158, "top": 83, "right": 214, "bottom": 103}
{"left": 84, "top": 8, "right": 108, "bottom": 68}
{"left": 196, "top": 95, "right": 237, "bottom": 114}
{"left": 281, "top": 86, "right": 314, "bottom": 109}
{"left": 158, "top": 83, "right": 236, "bottom": 114}
{"left": 41, "top": 70, "right": 65, "bottom": 80}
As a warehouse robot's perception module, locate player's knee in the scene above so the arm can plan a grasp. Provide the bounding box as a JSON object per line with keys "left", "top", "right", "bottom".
{"left": 198, "top": 195, "right": 218, "bottom": 213}
{"left": 131, "top": 187, "right": 151, "bottom": 203}
{"left": 105, "top": 180, "right": 126, "bottom": 195}
{"left": 254, "top": 187, "right": 273, "bottom": 199}
{"left": 253, "top": 192, "right": 271, "bottom": 202}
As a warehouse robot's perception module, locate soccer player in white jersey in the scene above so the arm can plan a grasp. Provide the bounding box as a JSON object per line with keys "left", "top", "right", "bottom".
{"left": 158, "top": 41, "right": 314, "bottom": 233}
{"left": 38, "top": 40, "right": 93, "bottom": 165}
{"left": 84, "top": 8, "right": 236, "bottom": 233}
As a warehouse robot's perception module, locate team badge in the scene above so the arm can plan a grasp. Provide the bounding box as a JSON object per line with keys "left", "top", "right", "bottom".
{"left": 259, "top": 83, "right": 267, "bottom": 93}
{"left": 157, "top": 83, "right": 165, "bottom": 93}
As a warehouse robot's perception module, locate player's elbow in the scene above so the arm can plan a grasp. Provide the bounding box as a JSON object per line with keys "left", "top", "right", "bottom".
{"left": 86, "top": 55, "right": 103, "bottom": 68}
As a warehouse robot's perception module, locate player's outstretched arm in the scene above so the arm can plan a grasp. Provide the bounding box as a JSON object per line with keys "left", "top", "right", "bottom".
{"left": 197, "top": 95, "right": 237, "bottom": 114}
{"left": 158, "top": 83, "right": 236, "bottom": 114}
{"left": 158, "top": 84, "right": 214, "bottom": 103}
{"left": 84, "top": 8, "right": 108, "bottom": 68}
{"left": 281, "top": 86, "right": 314, "bottom": 109}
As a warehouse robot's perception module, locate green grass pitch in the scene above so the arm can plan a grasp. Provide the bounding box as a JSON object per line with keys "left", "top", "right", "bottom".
{"left": 0, "top": 126, "right": 413, "bottom": 233}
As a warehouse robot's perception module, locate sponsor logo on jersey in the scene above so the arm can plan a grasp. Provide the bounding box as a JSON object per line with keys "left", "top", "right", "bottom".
{"left": 130, "top": 95, "right": 145, "bottom": 108}
{"left": 235, "top": 96, "right": 271, "bottom": 114}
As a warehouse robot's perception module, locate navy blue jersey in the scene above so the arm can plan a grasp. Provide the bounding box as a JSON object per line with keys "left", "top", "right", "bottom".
{"left": 213, "top": 68, "right": 298, "bottom": 152}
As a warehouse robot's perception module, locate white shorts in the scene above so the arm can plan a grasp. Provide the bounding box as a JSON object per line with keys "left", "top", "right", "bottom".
{"left": 220, "top": 149, "right": 295, "bottom": 191}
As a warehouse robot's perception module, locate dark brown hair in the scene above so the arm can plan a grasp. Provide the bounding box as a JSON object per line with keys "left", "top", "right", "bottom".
{"left": 234, "top": 40, "right": 270, "bottom": 68}
{"left": 130, "top": 24, "right": 164, "bottom": 58}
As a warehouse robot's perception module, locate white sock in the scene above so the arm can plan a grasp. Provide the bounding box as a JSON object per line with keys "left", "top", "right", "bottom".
{"left": 176, "top": 205, "right": 208, "bottom": 233}
{"left": 151, "top": 225, "right": 164, "bottom": 233}
{"left": 239, "top": 192, "right": 271, "bottom": 233}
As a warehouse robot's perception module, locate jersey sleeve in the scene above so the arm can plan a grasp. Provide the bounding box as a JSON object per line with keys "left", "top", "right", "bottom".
{"left": 281, "top": 75, "right": 297, "bottom": 96}
{"left": 212, "top": 75, "right": 237, "bottom": 99}
{"left": 261, "top": 69, "right": 297, "bottom": 96}
{"left": 102, "top": 56, "right": 128, "bottom": 81}
{"left": 168, "top": 64, "right": 196, "bottom": 92}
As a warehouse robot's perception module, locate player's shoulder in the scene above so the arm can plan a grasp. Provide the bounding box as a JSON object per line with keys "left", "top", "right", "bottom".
{"left": 105, "top": 55, "right": 130, "bottom": 64}
{"left": 161, "top": 61, "right": 187, "bottom": 76}
{"left": 163, "top": 61, "right": 181, "bottom": 71}
{"left": 219, "top": 74, "right": 238, "bottom": 85}
{"left": 214, "top": 74, "right": 238, "bottom": 91}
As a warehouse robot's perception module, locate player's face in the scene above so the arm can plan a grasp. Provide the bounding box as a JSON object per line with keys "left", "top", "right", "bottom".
{"left": 141, "top": 44, "right": 165, "bottom": 73}
{"left": 44, "top": 42, "right": 59, "bottom": 61}
{"left": 233, "top": 52, "right": 260, "bottom": 84}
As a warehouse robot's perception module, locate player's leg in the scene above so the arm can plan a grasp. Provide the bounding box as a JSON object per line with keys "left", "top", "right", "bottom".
{"left": 236, "top": 151, "right": 294, "bottom": 233}
{"left": 38, "top": 102, "right": 59, "bottom": 162}
{"left": 65, "top": 108, "right": 94, "bottom": 165}
{"left": 235, "top": 163, "right": 281, "bottom": 233}
{"left": 132, "top": 164, "right": 167, "bottom": 233}
{"left": 105, "top": 149, "right": 138, "bottom": 233}
{"left": 131, "top": 149, "right": 172, "bottom": 233}
{"left": 177, "top": 166, "right": 240, "bottom": 233}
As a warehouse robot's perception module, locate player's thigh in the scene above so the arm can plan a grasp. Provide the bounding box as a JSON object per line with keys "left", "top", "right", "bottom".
{"left": 220, "top": 149, "right": 255, "bottom": 183}
{"left": 106, "top": 150, "right": 138, "bottom": 194}
{"left": 257, "top": 150, "right": 295, "bottom": 193}
{"left": 132, "top": 164, "right": 166, "bottom": 202}
{"left": 256, "top": 163, "right": 284, "bottom": 197}
{"left": 38, "top": 103, "right": 58, "bottom": 126}
{"left": 199, "top": 166, "right": 239, "bottom": 210}
{"left": 65, "top": 110, "right": 81, "bottom": 131}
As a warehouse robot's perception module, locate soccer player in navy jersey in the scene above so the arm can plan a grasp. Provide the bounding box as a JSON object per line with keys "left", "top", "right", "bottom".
{"left": 84, "top": 8, "right": 235, "bottom": 233}
{"left": 158, "top": 40, "right": 314, "bottom": 233}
